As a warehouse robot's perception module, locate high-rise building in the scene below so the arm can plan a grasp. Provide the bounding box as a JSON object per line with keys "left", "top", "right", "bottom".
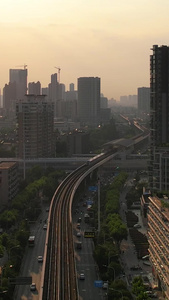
{"left": 69, "top": 83, "right": 74, "bottom": 92}
{"left": 9, "top": 68, "right": 27, "bottom": 100}
{"left": 28, "top": 81, "right": 41, "bottom": 95}
{"left": 48, "top": 73, "right": 58, "bottom": 102}
{"left": 138, "top": 87, "right": 150, "bottom": 115}
{"left": 77, "top": 77, "right": 100, "bottom": 125}
{"left": 3, "top": 82, "right": 16, "bottom": 114}
{"left": 16, "top": 95, "right": 54, "bottom": 159}
{"left": 149, "top": 45, "right": 169, "bottom": 191}
{"left": 42, "top": 87, "right": 49, "bottom": 97}
{"left": 0, "top": 162, "right": 19, "bottom": 210}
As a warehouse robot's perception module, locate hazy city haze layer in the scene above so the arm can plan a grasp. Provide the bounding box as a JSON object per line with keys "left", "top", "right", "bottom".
{"left": 1, "top": 0, "right": 169, "bottom": 100}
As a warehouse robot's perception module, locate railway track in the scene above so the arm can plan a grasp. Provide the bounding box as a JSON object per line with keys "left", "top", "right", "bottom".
{"left": 40, "top": 164, "right": 88, "bottom": 300}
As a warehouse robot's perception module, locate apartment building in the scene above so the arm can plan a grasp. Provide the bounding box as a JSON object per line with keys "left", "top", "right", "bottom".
{"left": 0, "top": 162, "right": 19, "bottom": 209}
{"left": 137, "top": 87, "right": 150, "bottom": 115}
{"left": 16, "top": 94, "right": 54, "bottom": 159}
{"left": 77, "top": 77, "right": 100, "bottom": 126}
{"left": 148, "top": 195, "right": 169, "bottom": 299}
{"left": 149, "top": 45, "right": 169, "bottom": 191}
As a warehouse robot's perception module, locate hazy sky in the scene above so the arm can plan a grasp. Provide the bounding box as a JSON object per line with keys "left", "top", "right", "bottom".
{"left": 1, "top": 0, "right": 169, "bottom": 100}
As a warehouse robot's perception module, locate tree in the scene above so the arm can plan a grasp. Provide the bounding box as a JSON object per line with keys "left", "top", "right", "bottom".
{"left": 132, "top": 276, "right": 149, "bottom": 300}
{"left": 0, "top": 210, "right": 18, "bottom": 229}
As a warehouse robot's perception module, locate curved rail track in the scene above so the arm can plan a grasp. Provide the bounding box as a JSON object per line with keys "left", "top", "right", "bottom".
{"left": 40, "top": 163, "right": 89, "bottom": 300}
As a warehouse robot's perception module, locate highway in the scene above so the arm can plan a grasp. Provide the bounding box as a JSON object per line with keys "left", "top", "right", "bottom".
{"left": 13, "top": 207, "right": 48, "bottom": 299}
{"left": 72, "top": 198, "right": 106, "bottom": 300}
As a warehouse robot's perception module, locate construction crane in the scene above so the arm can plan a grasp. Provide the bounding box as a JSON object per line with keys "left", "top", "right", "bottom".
{"left": 54, "top": 66, "right": 61, "bottom": 83}
{"left": 15, "top": 64, "right": 27, "bottom": 69}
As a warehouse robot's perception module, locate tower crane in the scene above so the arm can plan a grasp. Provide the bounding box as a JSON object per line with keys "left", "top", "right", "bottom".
{"left": 15, "top": 64, "right": 27, "bottom": 69}
{"left": 54, "top": 66, "right": 61, "bottom": 83}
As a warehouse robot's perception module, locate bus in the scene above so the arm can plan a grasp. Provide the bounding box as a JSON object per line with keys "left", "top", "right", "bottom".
{"left": 28, "top": 236, "right": 35, "bottom": 247}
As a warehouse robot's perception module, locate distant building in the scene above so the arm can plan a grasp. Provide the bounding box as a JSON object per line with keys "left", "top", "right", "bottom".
{"left": 54, "top": 121, "right": 80, "bottom": 133}
{"left": 0, "top": 162, "right": 19, "bottom": 210}
{"left": 119, "top": 95, "right": 128, "bottom": 106}
{"left": 100, "top": 108, "right": 111, "bottom": 124}
{"left": 42, "top": 87, "right": 49, "bottom": 97}
{"left": 62, "top": 131, "right": 90, "bottom": 156}
{"left": 63, "top": 100, "right": 78, "bottom": 121}
{"left": 120, "top": 95, "right": 137, "bottom": 107}
{"left": 48, "top": 73, "right": 60, "bottom": 118}
{"left": 100, "top": 95, "right": 108, "bottom": 109}
{"left": 16, "top": 94, "right": 54, "bottom": 159}
{"left": 137, "top": 87, "right": 150, "bottom": 115}
{"left": 108, "top": 98, "right": 117, "bottom": 107}
{"left": 78, "top": 77, "right": 100, "bottom": 126}
{"left": 69, "top": 83, "right": 74, "bottom": 92}
{"left": 3, "top": 82, "right": 16, "bottom": 115}
{"left": 9, "top": 68, "right": 27, "bottom": 100}
{"left": 3, "top": 68, "right": 28, "bottom": 117}
{"left": 48, "top": 73, "right": 59, "bottom": 102}
{"left": 28, "top": 81, "right": 41, "bottom": 95}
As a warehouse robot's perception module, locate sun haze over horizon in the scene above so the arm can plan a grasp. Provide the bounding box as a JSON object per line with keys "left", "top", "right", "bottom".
{"left": 1, "top": 0, "right": 169, "bottom": 100}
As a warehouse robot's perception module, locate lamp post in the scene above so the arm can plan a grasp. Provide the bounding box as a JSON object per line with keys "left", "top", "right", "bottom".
{"left": 103, "top": 265, "right": 115, "bottom": 282}
{"left": 97, "top": 177, "right": 100, "bottom": 233}
{"left": 108, "top": 252, "right": 118, "bottom": 265}
{"left": 9, "top": 245, "right": 19, "bottom": 260}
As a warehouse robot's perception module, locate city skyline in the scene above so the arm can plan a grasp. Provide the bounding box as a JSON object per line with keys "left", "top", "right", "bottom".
{"left": 1, "top": 0, "right": 169, "bottom": 100}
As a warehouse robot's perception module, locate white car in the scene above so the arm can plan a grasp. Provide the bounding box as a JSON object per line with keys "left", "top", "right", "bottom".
{"left": 102, "top": 281, "right": 108, "bottom": 289}
{"left": 43, "top": 224, "right": 47, "bottom": 230}
{"left": 79, "top": 273, "right": 85, "bottom": 280}
{"left": 30, "top": 283, "right": 36, "bottom": 291}
{"left": 37, "top": 255, "right": 43, "bottom": 262}
{"left": 76, "top": 231, "right": 81, "bottom": 237}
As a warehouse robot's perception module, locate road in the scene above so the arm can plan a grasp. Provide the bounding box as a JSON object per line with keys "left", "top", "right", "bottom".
{"left": 73, "top": 197, "right": 106, "bottom": 300}
{"left": 119, "top": 179, "right": 153, "bottom": 287}
{"left": 13, "top": 206, "right": 49, "bottom": 300}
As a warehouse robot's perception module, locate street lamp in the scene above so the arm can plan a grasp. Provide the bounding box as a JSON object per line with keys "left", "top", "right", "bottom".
{"left": 108, "top": 252, "right": 118, "bottom": 265}
{"left": 109, "top": 288, "right": 123, "bottom": 300}
{"left": 9, "top": 245, "right": 20, "bottom": 260}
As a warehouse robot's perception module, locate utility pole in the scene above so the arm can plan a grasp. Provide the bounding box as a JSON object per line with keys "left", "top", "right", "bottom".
{"left": 98, "top": 176, "right": 100, "bottom": 233}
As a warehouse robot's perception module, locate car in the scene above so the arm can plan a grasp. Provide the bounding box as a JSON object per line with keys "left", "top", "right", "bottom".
{"left": 142, "top": 255, "right": 149, "bottom": 260}
{"left": 76, "top": 223, "right": 81, "bottom": 229}
{"left": 79, "top": 273, "right": 85, "bottom": 280}
{"left": 145, "top": 291, "right": 153, "bottom": 295}
{"left": 30, "top": 283, "right": 36, "bottom": 291}
{"left": 37, "top": 255, "right": 43, "bottom": 262}
{"left": 150, "top": 293, "right": 158, "bottom": 298}
{"left": 130, "top": 265, "right": 142, "bottom": 271}
{"left": 143, "top": 261, "right": 151, "bottom": 266}
{"left": 133, "top": 223, "right": 141, "bottom": 228}
{"left": 102, "top": 281, "right": 108, "bottom": 289}
{"left": 77, "top": 217, "right": 82, "bottom": 223}
{"left": 46, "top": 207, "right": 49, "bottom": 212}
{"left": 43, "top": 224, "right": 47, "bottom": 230}
{"left": 76, "top": 231, "right": 81, "bottom": 237}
